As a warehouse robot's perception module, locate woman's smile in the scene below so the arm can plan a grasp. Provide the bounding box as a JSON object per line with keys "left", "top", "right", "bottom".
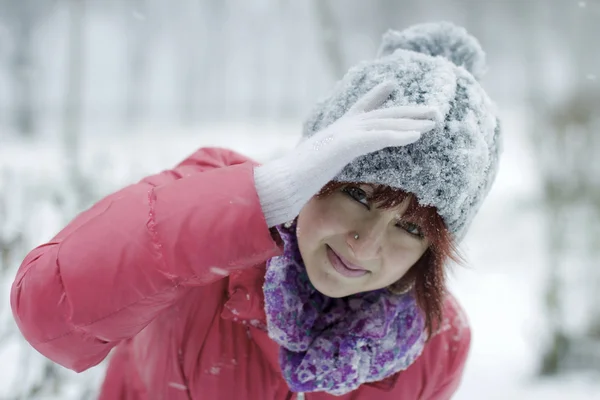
{"left": 326, "top": 245, "right": 369, "bottom": 278}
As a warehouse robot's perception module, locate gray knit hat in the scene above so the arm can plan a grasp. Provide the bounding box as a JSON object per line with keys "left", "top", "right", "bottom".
{"left": 302, "top": 22, "right": 502, "bottom": 240}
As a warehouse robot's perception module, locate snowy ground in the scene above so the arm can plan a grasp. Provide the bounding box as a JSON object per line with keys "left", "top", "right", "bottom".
{"left": 1, "top": 113, "right": 599, "bottom": 399}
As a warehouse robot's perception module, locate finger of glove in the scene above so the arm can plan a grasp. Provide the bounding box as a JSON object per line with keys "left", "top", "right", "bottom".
{"left": 351, "top": 130, "right": 422, "bottom": 155}
{"left": 359, "top": 118, "right": 436, "bottom": 133}
{"left": 347, "top": 81, "right": 397, "bottom": 115}
{"left": 308, "top": 130, "right": 422, "bottom": 180}
{"left": 361, "top": 105, "right": 442, "bottom": 121}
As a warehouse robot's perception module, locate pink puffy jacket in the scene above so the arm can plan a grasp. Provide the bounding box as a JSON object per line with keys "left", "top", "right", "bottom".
{"left": 11, "top": 147, "right": 470, "bottom": 399}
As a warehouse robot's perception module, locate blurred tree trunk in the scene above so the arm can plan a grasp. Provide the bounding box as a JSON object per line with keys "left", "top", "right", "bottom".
{"left": 182, "top": 0, "right": 226, "bottom": 122}
{"left": 516, "top": 0, "right": 568, "bottom": 376}
{"left": 574, "top": 0, "right": 600, "bottom": 348}
{"left": 541, "top": 92, "right": 600, "bottom": 373}
{"left": 201, "top": 0, "right": 227, "bottom": 120}
{"left": 534, "top": 0, "right": 600, "bottom": 375}
{"left": 275, "top": 1, "right": 296, "bottom": 119}
{"left": 10, "top": 20, "right": 35, "bottom": 136}
{"left": 63, "top": 0, "right": 87, "bottom": 212}
{"left": 312, "top": 0, "right": 345, "bottom": 79}
{"left": 3, "top": 0, "right": 40, "bottom": 137}
{"left": 124, "top": 0, "right": 151, "bottom": 127}
{"left": 569, "top": 0, "right": 597, "bottom": 91}
{"left": 177, "top": 0, "right": 203, "bottom": 125}
{"left": 249, "top": 6, "right": 268, "bottom": 121}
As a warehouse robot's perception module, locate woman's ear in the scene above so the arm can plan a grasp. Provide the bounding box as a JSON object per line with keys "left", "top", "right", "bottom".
{"left": 387, "top": 276, "right": 415, "bottom": 295}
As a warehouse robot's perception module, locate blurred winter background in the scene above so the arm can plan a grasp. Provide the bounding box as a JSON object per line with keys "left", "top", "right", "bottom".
{"left": 1, "top": 0, "right": 599, "bottom": 399}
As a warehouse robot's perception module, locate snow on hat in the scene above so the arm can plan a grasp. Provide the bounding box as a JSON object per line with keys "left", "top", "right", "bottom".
{"left": 302, "top": 21, "right": 502, "bottom": 240}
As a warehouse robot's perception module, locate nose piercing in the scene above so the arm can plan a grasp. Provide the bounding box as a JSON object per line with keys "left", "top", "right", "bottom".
{"left": 353, "top": 233, "right": 360, "bottom": 240}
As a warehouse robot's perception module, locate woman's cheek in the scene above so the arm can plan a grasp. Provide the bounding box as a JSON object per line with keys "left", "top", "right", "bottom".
{"left": 301, "top": 199, "right": 336, "bottom": 233}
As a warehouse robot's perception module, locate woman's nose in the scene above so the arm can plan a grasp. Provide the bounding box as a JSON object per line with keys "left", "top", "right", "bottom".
{"left": 346, "top": 225, "right": 384, "bottom": 259}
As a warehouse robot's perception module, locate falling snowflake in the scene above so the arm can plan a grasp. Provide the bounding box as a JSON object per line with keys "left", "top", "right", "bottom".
{"left": 168, "top": 382, "right": 188, "bottom": 391}
{"left": 210, "top": 267, "right": 229, "bottom": 276}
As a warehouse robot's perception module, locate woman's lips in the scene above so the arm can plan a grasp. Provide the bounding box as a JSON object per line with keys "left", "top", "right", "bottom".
{"left": 326, "top": 245, "right": 368, "bottom": 278}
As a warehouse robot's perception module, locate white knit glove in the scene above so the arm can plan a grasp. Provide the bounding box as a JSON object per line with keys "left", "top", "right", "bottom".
{"left": 254, "top": 81, "right": 439, "bottom": 227}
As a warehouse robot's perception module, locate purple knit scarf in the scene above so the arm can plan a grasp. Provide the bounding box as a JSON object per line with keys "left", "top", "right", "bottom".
{"left": 263, "top": 221, "right": 427, "bottom": 396}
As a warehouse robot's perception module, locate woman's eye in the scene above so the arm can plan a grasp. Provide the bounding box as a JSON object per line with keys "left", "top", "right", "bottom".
{"left": 397, "top": 221, "right": 424, "bottom": 238}
{"left": 343, "top": 186, "right": 370, "bottom": 208}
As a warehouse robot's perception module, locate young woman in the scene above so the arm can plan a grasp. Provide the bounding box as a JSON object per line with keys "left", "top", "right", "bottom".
{"left": 11, "top": 22, "right": 501, "bottom": 399}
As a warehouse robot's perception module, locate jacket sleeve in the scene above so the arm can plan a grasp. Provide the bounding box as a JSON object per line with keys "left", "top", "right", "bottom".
{"left": 10, "top": 147, "right": 282, "bottom": 372}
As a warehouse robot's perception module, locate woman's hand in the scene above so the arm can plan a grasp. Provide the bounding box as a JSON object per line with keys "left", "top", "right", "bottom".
{"left": 254, "top": 81, "right": 439, "bottom": 227}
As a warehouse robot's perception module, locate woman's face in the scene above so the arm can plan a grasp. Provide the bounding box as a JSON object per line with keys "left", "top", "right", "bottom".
{"left": 296, "top": 184, "right": 430, "bottom": 298}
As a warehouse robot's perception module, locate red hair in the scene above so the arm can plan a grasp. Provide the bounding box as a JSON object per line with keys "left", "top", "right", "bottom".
{"left": 317, "top": 182, "right": 462, "bottom": 338}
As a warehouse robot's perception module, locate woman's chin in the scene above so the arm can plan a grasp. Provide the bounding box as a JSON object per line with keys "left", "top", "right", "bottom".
{"left": 305, "top": 262, "right": 354, "bottom": 298}
{"left": 312, "top": 281, "right": 348, "bottom": 298}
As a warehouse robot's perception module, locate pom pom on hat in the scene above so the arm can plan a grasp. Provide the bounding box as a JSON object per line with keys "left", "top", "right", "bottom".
{"left": 377, "top": 21, "right": 487, "bottom": 81}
